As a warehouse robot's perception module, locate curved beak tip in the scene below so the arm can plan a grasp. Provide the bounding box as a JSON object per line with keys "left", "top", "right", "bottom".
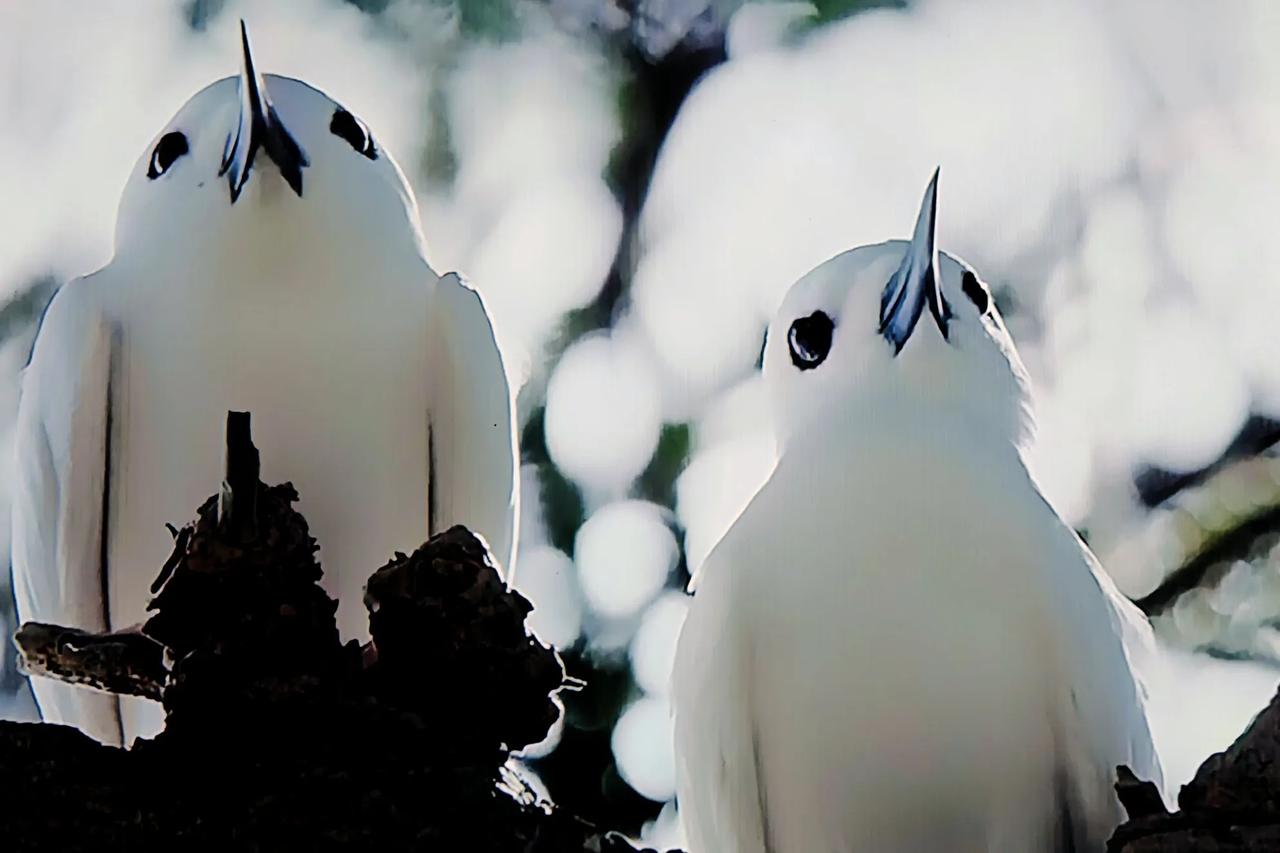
{"left": 879, "top": 168, "right": 950, "bottom": 353}
{"left": 219, "top": 20, "right": 308, "bottom": 204}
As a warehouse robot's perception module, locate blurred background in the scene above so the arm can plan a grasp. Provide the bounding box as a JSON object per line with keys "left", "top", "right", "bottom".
{"left": 2, "top": 0, "right": 1280, "bottom": 847}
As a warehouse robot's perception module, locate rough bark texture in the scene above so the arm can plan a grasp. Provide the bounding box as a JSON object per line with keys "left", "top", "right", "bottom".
{"left": 0, "top": 412, "right": 677, "bottom": 852}
{"left": 1111, "top": 687, "right": 1280, "bottom": 851}
{"left": 13, "top": 622, "right": 165, "bottom": 701}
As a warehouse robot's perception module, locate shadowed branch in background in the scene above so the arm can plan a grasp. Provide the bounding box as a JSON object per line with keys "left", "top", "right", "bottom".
{"left": 1128, "top": 441, "right": 1280, "bottom": 666}
{"left": 1137, "top": 505, "right": 1280, "bottom": 618}
{"left": 2, "top": 411, "right": 675, "bottom": 852}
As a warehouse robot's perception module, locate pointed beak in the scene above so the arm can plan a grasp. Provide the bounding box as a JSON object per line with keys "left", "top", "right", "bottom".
{"left": 219, "top": 20, "right": 308, "bottom": 203}
{"left": 879, "top": 168, "right": 950, "bottom": 354}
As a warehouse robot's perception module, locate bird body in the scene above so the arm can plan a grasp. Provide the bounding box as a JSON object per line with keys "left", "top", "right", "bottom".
{"left": 672, "top": 173, "right": 1159, "bottom": 852}
{"left": 11, "top": 28, "right": 517, "bottom": 746}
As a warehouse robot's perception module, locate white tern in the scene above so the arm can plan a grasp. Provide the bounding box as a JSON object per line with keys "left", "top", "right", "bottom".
{"left": 11, "top": 23, "right": 518, "bottom": 746}
{"left": 672, "top": 170, "right": 1162, "bottom": 852}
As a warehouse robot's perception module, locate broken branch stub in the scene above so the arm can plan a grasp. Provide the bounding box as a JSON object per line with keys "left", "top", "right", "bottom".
{"left": 13, "top": 623, "right": 165, "bottom": 702}
{"left": 217, "top": 409, "right": 261, "bottom": 542}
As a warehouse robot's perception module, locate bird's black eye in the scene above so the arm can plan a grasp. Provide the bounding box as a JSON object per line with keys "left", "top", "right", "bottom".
{"left": 330, "top": 108, "right": 377, "bottom": 160}
{"left": 961, "top": 270, "right": 990, "bottom": 315}
{"left": 788, "top": 311, "right": 834, "bottom": 370}
{"left": 147, "top": 131, "right": 189, "bottom": 179}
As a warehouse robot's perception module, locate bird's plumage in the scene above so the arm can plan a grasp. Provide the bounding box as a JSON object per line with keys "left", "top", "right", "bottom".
{"left": 672, "top": 176, "right": 1160, "bottom": 852}
{"left": 427, "top": 272, "right": 519, "bottom": 570}
{"left": 11, "top": 283, "right": 121, "bottom": 744}
{"left": 675, "top": 411, "right": 1161, "bottom": 852}
{"left": 11, "top": 57, "right": 517, "bottom": 746}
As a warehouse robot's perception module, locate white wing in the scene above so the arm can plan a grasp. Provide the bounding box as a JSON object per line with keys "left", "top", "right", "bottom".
{"left": 427, "top": 272, "right": 519, "bottom": 578}
{"left": 672, "top": 515, "right": 772, "bottom": 853}
{"left": 10, "top": 276, "right": 123, "bottom": 745}
{"left": 1087, "top": 544, "right": 1165, "bottom": 783}
{"left": 1037, "top": 500, "right": 1165, "bottom": 846}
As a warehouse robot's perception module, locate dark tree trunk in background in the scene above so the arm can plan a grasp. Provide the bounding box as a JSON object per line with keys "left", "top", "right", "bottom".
{"left": 529, "top": 33, "right": 726, "bottom": 835}
{"left": 589, "top": 38, "right": 728, "bottom": 328}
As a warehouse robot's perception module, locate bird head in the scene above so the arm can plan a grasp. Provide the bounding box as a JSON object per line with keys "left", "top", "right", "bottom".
{"left": 113, "top": 21, "right": 425, "bottom": 272}
{"left": 762, "top": 170, "right": 1035, "bottom": 454}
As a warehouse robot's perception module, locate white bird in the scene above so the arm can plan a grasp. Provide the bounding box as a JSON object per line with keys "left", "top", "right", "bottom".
{"left": 10, "top": 23, "right": 518, "bottom": 747}
{"left": 671, "top": 170, "right": 1161, "bottom": 852}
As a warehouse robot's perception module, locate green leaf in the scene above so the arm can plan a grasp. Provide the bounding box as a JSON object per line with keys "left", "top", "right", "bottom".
{"left": 635, "top": 423, "right": 691, "bottom": 508}
{"left": 457, "top": 0, "right": 520, "bottom": 41}
{"left": 521, "top": 408, "right": 586, "bottom": 553}
{"left": 808, "top": 0, "right": 907, "bottom": 24}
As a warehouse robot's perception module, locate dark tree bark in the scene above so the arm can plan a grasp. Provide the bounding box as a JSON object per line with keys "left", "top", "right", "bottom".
{"left": 0, "top": 412, "right": 680, "bottom": 852}
{"left": 1111, "top": 686, "right": 1280, "bottom": 851}
{"left": 13, "top": 622, "right": 164, "bottom": 701}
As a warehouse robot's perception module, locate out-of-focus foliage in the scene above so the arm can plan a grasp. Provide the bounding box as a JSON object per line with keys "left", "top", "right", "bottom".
{"left": 0, "top": 279, "right": 56, "bottom": 347}
{"left": 1132, "top": 441, "right": 1280, "bottom": 662}
{"left": 0, "top": 279, "right": 54, "bottom": 720}
{"left": 806, "top": 0, "right": 903, "bottom": 24}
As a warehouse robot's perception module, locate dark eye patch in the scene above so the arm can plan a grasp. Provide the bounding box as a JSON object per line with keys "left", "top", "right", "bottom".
{"left": 147, "top": 131, "right": 189, "bottom": 179}
{"left": 330, "top": 108, "right": 377, "bottom": 160}
{"left": 961, "top": 270, "right": 990, "bottom": 315}
{"left": 788, "top": 311, "right": 834, "bottom": 370}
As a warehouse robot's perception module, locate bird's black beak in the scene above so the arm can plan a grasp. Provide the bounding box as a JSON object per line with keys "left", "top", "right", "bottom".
{"left": 220, "top": 20, "right": 308, "bottom": 204}
{"left": 879, "top": 168, "right": 950, "bottom": 354}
